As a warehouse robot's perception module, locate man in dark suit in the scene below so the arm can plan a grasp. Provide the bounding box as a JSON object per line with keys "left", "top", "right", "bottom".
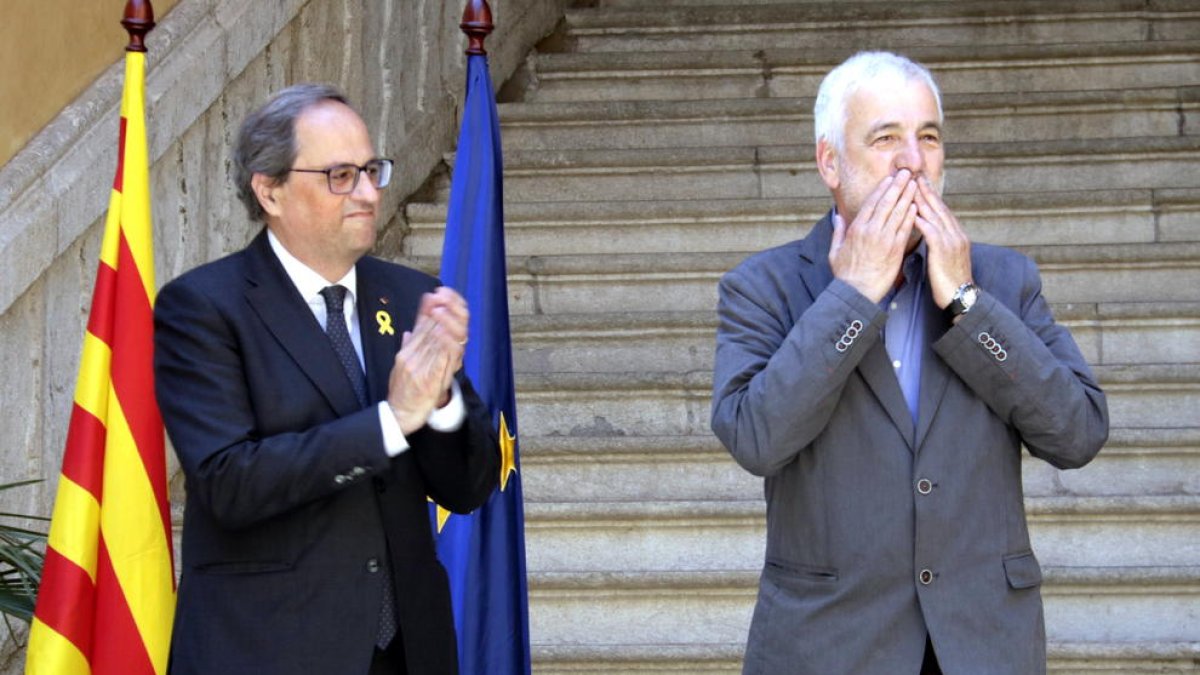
{"left": 710, "top": 52, "right": 1109, "bottom": 674}
{"left": 154, "top": 84, "right": 499, "bottom": 675}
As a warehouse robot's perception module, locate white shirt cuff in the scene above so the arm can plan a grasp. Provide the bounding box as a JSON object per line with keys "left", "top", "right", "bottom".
{"left": 427, "top": 380, "right": 466, "bottom": 432}
{"left": 376, "top": 381, "right": 466, "bottom": 458}
{"left": 377, "top": 401, "right": 411, "bottom": 457}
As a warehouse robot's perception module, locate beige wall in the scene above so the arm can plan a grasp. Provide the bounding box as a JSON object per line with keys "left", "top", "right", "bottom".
{"left": 0, "top": 0, "right": 180, "bottom": 166}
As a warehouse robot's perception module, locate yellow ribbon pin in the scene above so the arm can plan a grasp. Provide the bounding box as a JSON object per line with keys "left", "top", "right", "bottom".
{"left": 375, "top": 310, "right": 395, "bottom": 335}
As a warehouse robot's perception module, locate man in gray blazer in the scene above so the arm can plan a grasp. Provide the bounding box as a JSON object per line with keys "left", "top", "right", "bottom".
{"left": 710, "top": 51, "right": 1109, "bottom": 675}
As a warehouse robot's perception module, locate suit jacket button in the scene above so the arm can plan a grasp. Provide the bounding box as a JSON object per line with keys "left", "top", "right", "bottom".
{"left": 916, "top": 478, "right": 933, "bottom": 495}
{"left": 366, "top": 558, "right": 380, "bottom": 573}
{"left": 919, "top": 569, "right": 934, "bottom": 585}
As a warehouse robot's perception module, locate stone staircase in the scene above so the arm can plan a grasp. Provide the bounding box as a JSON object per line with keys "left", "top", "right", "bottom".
{"left": 403, "top": 0, "right": 1200, "bottom": 671}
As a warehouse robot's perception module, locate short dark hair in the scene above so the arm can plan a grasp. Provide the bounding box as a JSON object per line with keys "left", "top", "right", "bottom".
{"left": 232, "top": 83, "right": 350, "bottom": 222}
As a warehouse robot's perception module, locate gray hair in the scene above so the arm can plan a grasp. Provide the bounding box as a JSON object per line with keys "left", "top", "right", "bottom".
{"left": 233, "top": 83, "right": 350, "bottom": 222}
{"left": 813, "top": 51, "right": 943, "bottom": 153}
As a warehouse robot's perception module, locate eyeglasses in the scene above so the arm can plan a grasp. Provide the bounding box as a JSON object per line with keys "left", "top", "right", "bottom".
{"left": 289, "top": 158, "right": 394, "bottom": 195}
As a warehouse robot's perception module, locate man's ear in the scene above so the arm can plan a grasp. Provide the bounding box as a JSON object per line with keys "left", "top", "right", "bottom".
{"left": 815, "top": 138, "right": 840, "bottom": 192}
{"left": 251, "top": 173, "right": 283, "bottom": 218}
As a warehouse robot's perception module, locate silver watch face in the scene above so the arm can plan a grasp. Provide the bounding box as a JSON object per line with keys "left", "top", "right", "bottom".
{"left": 961, "top": 284, "right": 979, "bottom": 308}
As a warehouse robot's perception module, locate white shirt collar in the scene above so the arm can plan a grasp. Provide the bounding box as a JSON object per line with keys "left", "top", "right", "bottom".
{"left": 266, "top": 229, "right": 358, "bottom": 304}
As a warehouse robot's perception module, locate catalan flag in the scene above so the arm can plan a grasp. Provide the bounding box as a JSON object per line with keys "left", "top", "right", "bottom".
{"left": 432, "top": 49, "right": 531, "bottom": 675}
{"left": 26, "top": 46, "right": 176, "bottom": 675}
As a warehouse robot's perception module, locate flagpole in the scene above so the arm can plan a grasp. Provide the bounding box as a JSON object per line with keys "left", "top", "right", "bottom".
{"left": 432, "top": 2, "right": 530, "bottom": 673}
{"left": 26, "top": 0, "right": 176, "bottom": 672}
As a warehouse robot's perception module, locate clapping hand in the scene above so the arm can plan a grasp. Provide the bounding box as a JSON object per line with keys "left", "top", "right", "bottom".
{"left": 386, "top": 287, "right": 469, "bottom": 434}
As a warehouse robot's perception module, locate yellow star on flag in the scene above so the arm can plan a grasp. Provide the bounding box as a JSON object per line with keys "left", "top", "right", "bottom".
{"left": 498, "top": 412, "right": 517, "bottom": 492}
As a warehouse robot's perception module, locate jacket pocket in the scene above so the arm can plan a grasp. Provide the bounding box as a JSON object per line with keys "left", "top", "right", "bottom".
{"left": 1003, "top": 550, "right": 1043, "bottom": 589}
{"left": 193, "top": 559, "right": 294, "bottom": 575}
{"left": 764, "top": 557, "right": 839, "bottom": 587}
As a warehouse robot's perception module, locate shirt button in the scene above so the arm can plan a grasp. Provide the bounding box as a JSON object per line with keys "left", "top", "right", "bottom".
{"left": 366, "top": 558, "right": 380, "bottom": 573}
{"left": 919, "top": 569, "right": 934, "bottom": 585}
{"left": 892, "top": 360, "right": 902, "bottom": 369}
{"left": 890, "top": 302, "right": 898, "bottom": 311}
{"left": 334, "top": 474, "right": 348, "bottom": 485}
{"left": 916, "top": 478, "right": 933, "bottom": 495}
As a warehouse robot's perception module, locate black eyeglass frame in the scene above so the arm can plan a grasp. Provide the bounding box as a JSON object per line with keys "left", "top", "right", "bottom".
{"left": 288, "top": 158, "right": 394, "bottom": 195}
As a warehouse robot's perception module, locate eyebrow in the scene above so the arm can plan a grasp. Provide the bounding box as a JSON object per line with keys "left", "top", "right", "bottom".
{"left": 864, "top": 120, "right": 943, "bottom": 138}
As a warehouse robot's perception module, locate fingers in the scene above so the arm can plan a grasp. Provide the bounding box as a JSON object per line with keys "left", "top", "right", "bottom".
{"left": 418, "top": 287, "right": 470, "bottom": 346}
{"left": 910, "top": 179, "right": 973, "bottom": 308}
{"left": 855, "top": 171, "right": 903, "bottom": 228}
{"left": 829, "top": 170, "right": 922, "bottom": 303}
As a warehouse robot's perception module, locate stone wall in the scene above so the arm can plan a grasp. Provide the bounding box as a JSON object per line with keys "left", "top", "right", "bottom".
{"left": 0, "top": 0, "right": 566, "bottom": 669}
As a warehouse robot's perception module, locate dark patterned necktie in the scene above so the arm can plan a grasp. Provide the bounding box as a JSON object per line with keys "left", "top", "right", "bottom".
{"left": 318, "top": 285, "right": 398, "bottom": 648}
{"left": 319, "top": 285, "right": 369, "bottom": 408}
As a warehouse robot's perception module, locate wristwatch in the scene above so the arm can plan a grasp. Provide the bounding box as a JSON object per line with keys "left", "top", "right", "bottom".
{"left": 946, "top": 282, "right": 979, "bottom": 319}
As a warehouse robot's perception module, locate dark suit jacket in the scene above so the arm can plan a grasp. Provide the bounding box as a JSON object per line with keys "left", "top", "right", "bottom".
{"left": 711, "top": 213, "right": 1109, "bottom": 675}
{"left": 154, "top": 230, "right": 499, "bottom": 675}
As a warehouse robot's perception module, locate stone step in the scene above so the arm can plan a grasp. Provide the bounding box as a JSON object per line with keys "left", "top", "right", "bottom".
{"left": 517, "top": 428, "right": 1200, "bottom": 504}
{"left": 497, "top": 88, "right": 1199, "bottom": 151}
{"left": 531, "top": 640, "right": 1200, "bottom": 675}
{"left": 557, "top": 0, "right": 1200, "bottom": 53}
{"left": 404, "top": 189, "right": 1200, "bottom": 257}
{"left": 405, "top": 243, "right": 1200, "bottom": 314}
{"left": 526, "top": 567, "right": 1200, "bottom": 662}
{"left": 442, "top": 136, "right": 1200, "bottom": 203}
{"left": 524, "top": 40, "right": 1200, "bottom": 102}
{"left": 592, "top": 0, "right": 961, "bottom": 5}
{"left": 504, "top": 302, "right": 1200, "bottom": 374}
{"left": 523, "top": 496, "right": 1200, "bottom": 572}
{"left": 511, "top": 364, "right": 1200, "bottom": 436}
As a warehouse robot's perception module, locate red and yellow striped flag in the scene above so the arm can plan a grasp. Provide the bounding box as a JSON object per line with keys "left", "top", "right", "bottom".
{"left": 26, "top": 47, "right": 176, "bottom": 675}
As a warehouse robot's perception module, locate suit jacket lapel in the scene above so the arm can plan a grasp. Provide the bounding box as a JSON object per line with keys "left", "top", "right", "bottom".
{"left": 794, "top": 212, "right": 835, "bottom": 302}
{"left": 242, "top": 231, "right": 364, "bottom": 417}
{"left": 915, "top": 291, "right": 953, "bottom": 452}
{"left": 356, "top": 266, "right": 406, "bottom": 403}
{"left": 797, "top": 212, "right": 915, "bottom": 450}
{"left": 860, "top": 345, "right": 917, "bottom": 449}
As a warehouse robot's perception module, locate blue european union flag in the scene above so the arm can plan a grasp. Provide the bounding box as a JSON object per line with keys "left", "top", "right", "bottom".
{"left": 434, "top": 51, "right": 531, "bottom": 675}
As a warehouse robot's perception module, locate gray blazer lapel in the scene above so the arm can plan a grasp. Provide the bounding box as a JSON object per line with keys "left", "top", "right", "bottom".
{"left": 797, "top": 212, "right": 916, "bottom": 450}
{"left": 860, "top": 344, "right": 917, "bottom": 450}
{"left": 916, "top": 293, "right": 953, "bottom": 451}
{"left": 794, "top": 213, "right": 835, "bottom": 301}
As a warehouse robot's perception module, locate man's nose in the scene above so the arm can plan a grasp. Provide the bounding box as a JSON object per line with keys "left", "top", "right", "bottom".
{"left": 352, "top": 171, "right": 381, "bottom": 202}
{"left": 893, "top": 137, "right": 924, "bottom": 174}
